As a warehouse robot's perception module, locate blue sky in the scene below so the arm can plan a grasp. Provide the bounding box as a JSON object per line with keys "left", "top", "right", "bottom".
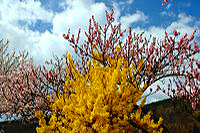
{"left": 0, "top": 0, "right": 200, "bottom": 104}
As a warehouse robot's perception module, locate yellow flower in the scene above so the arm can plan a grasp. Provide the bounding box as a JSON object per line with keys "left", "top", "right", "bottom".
{"left": 158, "top": 117, "right": 163, "bottom": 125}
{"left": 140, "top": 97, "right": 146, "bottom": 107}
{"left": 35, "top": 54, "right": 163, "bottom": 133}
{"left": 138, "top": 59, "right": 144, "bottom": 73}
{"left": 143, "top": 83, "right": 148, "bottom": 90}
{"left": 115, "top": 46, "right": 121, "bottom": 53}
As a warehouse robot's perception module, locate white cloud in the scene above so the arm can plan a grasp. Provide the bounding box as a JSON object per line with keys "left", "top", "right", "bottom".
{"left": 51, "top": 1, "right": 108, "bottom": 64}
{"left": 112, "top": 2, "right": 121, "bottom": 22}
{"left": 52, "top": 1, "right": 107, "bottom": 35}
{"left": 137, "top": 79, "right": 171, "bottom": 105}
{"left": 0, "top": 0, "right": 108, "bottom": 65}
{"left": 31, "top": 31, "right": 67, "bottom": 64}
{"left": 127, "top": 0, "right": 134, "bottom": 4}
{"left": 0, "top": 0, "right": 55, "bottom": 65}
{"left": 147, "top": 26, "right": 166, "bottom": 40}
{"left": 0, "top": 0, "right": 148, "bottom": 65}
{"left": 111, "top": 0, "right": 134, "bottom": 5}
{"left": 178, "top": 13, "right": 193, "bottom": 24}
{"left": 66, "top": 0, "right": 95, "bottom": 9}
{"left": 146, "top": 13, "right": 197, "bottom": 42}
{"left": 120, "top": 10, "right": 148, "bottom": 29}
{"left": 0, "top": 0, "right": 54, "bottom": 26}
{"left": 0, "top": 20, "right": 41, "bottom": 52}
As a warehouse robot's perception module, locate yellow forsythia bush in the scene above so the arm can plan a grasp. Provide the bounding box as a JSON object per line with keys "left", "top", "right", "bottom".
{"left": 35, "top": 53, "right": 163, "bottom": 133}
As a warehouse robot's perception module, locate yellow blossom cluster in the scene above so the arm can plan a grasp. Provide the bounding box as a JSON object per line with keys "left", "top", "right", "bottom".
{"left": 35, "top": 53, "right": 163, "bottom": 132}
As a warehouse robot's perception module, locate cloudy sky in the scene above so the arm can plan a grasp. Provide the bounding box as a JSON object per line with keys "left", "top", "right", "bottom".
{"left": 0, "top": 0, "right": 200, "bottom": 104}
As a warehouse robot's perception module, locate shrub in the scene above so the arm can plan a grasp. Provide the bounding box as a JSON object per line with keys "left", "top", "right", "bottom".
{"left": 35, "top": 53, "right": 163, "bottom": 132}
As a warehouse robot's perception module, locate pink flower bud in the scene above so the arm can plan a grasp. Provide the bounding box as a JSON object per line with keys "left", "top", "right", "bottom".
{"left": 189, "top": 57, "right": 195, "bottom": 67}
{"left": 120, "top": 32, "right": 123, "bottom": 37}
{"left": 165, "top": 32, "right": 168, "bottom": 37}
{"left": 63, "top": 33, "right": 69, "bottom": 40}
{"left": 194, "top": 42, "right": 199, "bottom": 52}
{"left": 190, "top": 31, "right": 195, "bottom": 41}
{"left": 192, "top": 101, "right": 197, "bottom": 110}
{"left": 173, "top": 30, "right": 180, "bottom": 37}
{"left": 198, "top": 74, "right": 200, "bottom": 81}
{"left": 71, "top": 35, "right": 75, "bottom": 44}
{"left": 180, "top": 55, "right": 184, "bottom": 65}
{"left": 168, "top": 54, "right": 174, "bottom": 61}
{"left": 148, "top": 54, "right": 154, "bottom": 63}
{"left": 139, "top": 36, "right": 143, "bottom": 43}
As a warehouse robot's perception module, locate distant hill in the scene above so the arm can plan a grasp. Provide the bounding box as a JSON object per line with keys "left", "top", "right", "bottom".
{"left": 140, "top": 97, "right": 200, "bottom": 132}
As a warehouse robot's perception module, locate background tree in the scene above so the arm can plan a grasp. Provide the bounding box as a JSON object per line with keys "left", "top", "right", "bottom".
{"left": 0, "top": 39, "right": 26, "bottom": 114}
{"left": 0, "top": 39, "right": 68, "bottom": 122}
{"left": 0, "top": 39, "right": 22, "bottom": 75}
{"left": 0, "top": 41, "right": 45, "bottom": 121}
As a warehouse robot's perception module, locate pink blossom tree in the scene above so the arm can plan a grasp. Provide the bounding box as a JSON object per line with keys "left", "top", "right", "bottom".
{"left": 0, "top": 50, "right": 47, "bottom": 121}
{"left": 0, "top": 40, "right": 68, "bottom": 121}
{"left": 63, "top": 10, "right": 200, "bottom": 110}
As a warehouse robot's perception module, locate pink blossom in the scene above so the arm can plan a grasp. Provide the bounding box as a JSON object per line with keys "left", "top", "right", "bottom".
{"left": 198, "top": 74, "right": 200, "bottom": 81}
{"left": 148, "top": 54, "right": 155, "bottom": 63}
{"left": 179, "top": 38, "right": 184, "bottom": 47}
{"left": 139, "top": 36, "right": 143, "bottom": 43}
{"left": 192, "top": 101, "right": 197, "bottom": 110}
{"left": 180, "top": 55, "right": 184, "bottom": 65}
{"left": 165, "top": 31, "right": 168, "bottom": 37}
{"left": 191, "top": 69, "right": 197, "bottom": 78}
{"left": 174, "top": 30, "right": 180, "bottom": 37}
{"left": 63, "top": 33, "right": 69, "bottom": 40}
{"left": 168, "top": 54, "right": 174, "bottom": 61}
{"left": 190, "top": 31, "right": 196, "bottom": 41}
{"left": 194, "top": 42, "right": 199, "bottom": 52}
{"left": 189, "top": 57, "right": 195, "bottom": 67}
{"left": 71, "top": 34, "right": 75, "bottom": 44}
{"left": 146, "top": 48, "right": 149, "bottom": 55}
{"left": 182, "top": 49, "right": 187, "bottom": 54}
{"left": 149, "top": 45, "right": 154, "bottom": 55}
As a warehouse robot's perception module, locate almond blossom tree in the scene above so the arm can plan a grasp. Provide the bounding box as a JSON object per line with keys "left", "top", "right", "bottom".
{"left": 0, "top": 51, "right": 46, "bottom": 121}
{"left": 0, "top": 40, "right": 67, "bottom": 121}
